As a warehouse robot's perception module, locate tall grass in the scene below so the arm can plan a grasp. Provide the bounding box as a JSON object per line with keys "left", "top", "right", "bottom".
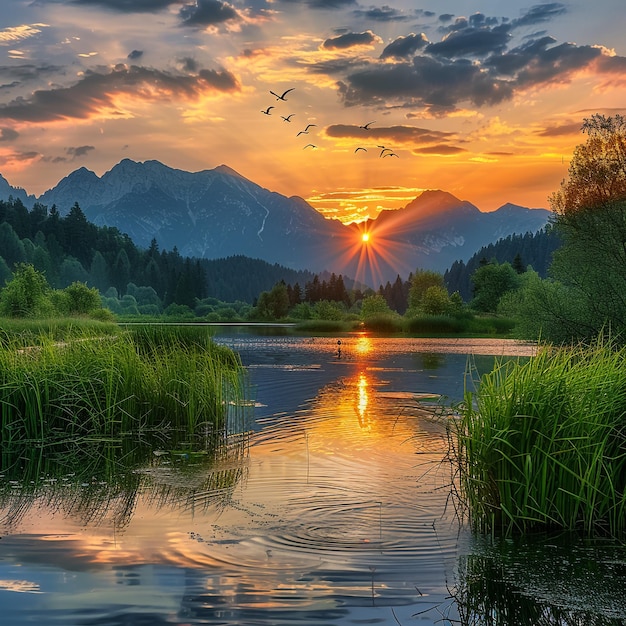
{"left": 453, "top": 336, "right": 626, "bottom": 536}
{"left": 0, "top": 325, "right": 246, "bottom": 445}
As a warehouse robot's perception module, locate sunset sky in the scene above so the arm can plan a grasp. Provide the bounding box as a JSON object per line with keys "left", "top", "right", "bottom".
{"left": 1, "top": 0, "right": 625, "bottom": 223}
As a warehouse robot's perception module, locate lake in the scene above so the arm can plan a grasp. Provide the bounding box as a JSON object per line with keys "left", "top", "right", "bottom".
{"left": 1, "top": 329, "right": 625, "bottom": 625}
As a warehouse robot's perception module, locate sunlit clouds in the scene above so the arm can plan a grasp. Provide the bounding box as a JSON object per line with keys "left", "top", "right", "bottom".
{"left": 1, "top": 1, "right": 626, "bottom": 217}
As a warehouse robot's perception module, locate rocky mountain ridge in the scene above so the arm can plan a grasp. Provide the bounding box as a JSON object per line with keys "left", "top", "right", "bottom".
{"left": 0, "top": 160, "right": 552, "bottom": 282}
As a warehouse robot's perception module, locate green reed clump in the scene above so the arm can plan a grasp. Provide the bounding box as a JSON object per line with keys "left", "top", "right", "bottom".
{"left": 454, "top": 336, "right": 626, "bottom": 536}
{"left": 0, "top": 326, "right": 244, "bottom": 444}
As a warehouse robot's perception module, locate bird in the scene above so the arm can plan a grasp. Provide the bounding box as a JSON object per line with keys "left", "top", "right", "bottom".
{"left": 379, "top": 147, "right": 393, "bottom": 157}
{"left": 359, "top": 121, "right": 375, "bottom": 130}
{"left": 303, "top": 144, "right": 317, "bottom": 149}
{"left": 281, "top": 114, "right": 295, "bottom": 122}
{"left": 383, "top": 152, "right": 399, "bottom": 158}
{"left": 270, "top": 88, "right": 295, "bottom": 101}
{"left": 355, "top": 147, "right": 367, "bottom": 153}
{"left": 261, "top": 106, "right": 274, "bottom": 115}
{"left": 297, "top": 125, "right": 317, "bottom": 136}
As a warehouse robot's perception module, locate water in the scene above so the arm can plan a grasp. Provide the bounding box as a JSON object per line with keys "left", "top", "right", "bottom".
{"left": 1, "top": 330, "right": 624, "bottom": 625}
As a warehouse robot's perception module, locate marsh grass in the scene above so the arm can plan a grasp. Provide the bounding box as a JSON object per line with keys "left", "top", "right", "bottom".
{"left": 0, "top": 325, "right": 246, "bottom": 445}
{"left": 453, "top": 336, "right": 626, "bottom": 536}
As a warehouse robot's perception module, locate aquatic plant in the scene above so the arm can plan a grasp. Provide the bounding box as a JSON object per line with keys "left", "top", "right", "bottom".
{"left": 0, "top": 325, "right": 246, "bottom": 445}
{"left": 453, "top": 336, "right": 626, "bottom": 536}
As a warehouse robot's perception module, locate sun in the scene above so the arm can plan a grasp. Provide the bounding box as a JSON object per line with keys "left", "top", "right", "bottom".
{"left": 361, "top": 232, "right": 370, "bottom": 243}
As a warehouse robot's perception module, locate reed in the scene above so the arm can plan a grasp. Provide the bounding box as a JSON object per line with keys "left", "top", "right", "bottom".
{"left": 0, "top": 325, "right": 246, "bottom": 444}
{"left": 453, "top": 335, "right": 626, "bottom": 536}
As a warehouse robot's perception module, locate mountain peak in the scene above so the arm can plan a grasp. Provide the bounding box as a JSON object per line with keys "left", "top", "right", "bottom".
{"left": 214, "top": 164, "right": 246, "bottom": 179}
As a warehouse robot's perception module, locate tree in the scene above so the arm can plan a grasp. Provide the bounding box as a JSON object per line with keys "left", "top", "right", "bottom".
{"left": 408, "top": 270, "right": 445, "bottom": 312}
{"left": 361, "top": 294, "right": 392, "bottom": 319}
{"left": 0, "top": 263, "right": 52, "bottom": 317}
{"left": 421, "top": 285, "right": 452, "bottom": 315}
{"left": 62, "top": 281, "right": 102, "bottom": 315}
{"left": 471, "top": 261, "right": 520, "bottom": 313}
{"left": 548, "top": 114, "right": 626, "bottom": 340}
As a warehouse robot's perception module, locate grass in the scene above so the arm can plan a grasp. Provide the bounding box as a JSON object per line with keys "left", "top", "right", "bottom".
{"left": 452, "top": 335, "right": 626, "bottom": 536}
{"left": 0, "top": 324, "right": 246, "bottom": 445}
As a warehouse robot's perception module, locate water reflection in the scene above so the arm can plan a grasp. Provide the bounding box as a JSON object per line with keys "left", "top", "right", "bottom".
{"left": 2, "top": 333, "right": 621, "bottom": 625}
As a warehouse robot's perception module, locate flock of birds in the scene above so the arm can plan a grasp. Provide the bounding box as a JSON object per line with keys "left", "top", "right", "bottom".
{"left": 261, "top": 87, "right": 399, "bottom": 158}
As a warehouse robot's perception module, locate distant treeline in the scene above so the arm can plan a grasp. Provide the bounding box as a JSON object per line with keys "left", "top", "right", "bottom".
{"left": 444, "top": 226, "right": 562, "bottom": 301}
{"left": 0, "top": 196, "right": 561, "bottom": 313}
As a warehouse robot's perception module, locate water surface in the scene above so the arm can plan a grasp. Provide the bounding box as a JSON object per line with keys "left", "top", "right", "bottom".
{"left": 3, "top": 332, "right": 620, "bottom": 625}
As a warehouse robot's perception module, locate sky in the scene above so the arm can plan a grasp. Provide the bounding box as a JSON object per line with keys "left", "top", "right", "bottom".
{"left": 0, "top": 0, "right": 625, "bottom": 223}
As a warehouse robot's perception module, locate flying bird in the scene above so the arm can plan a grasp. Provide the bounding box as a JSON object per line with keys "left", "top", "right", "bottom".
{"left": 359, "top": 121, "right": 375, "bottom": 130}
{"left": 383, "top": 152, "right": 399, "bottom": 158}
{"left": 379, "top": 147, "right": 393, "bottom": 157}
{"left": 261, "top": 106, "right": 274, "bottom": 115}
{"left": 281, "top": 114, "right": 295, "bottom": 122}
{"left": 270, "top": 88, "right": 295, "bottom": 101}
{"left": 303, "top": 144, "right": 317, "bottom": 149}
{"left": 296, "top": 125, "right": 317, "bottom": 136}
{"left": 355, "top": 147, "right": 367, "bottom": 153}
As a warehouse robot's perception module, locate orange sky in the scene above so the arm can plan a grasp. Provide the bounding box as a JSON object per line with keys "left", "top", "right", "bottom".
{"left": 1, "top": 1, "right": 625, "bottom": 223}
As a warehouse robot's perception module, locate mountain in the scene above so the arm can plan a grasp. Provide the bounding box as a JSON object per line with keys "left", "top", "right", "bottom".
{"left": 0, "top": 173, "right": 34, "bottom": 206}
{"left": 1, "top": 160, "right": 552, "bottom": 283}
{"left": 347, "top": 191, "right": 553, "bottom": 280}
{"left": 37, "top": 159, "right": 347, "bottom": 274}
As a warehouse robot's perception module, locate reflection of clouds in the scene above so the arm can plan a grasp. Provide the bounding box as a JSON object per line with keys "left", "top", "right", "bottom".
{"left": 0, "top": 578, "right": 41, "bottom": 593}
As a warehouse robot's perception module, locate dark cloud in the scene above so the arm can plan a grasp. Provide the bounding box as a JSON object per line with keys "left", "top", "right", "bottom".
{"left": 0, "top": 64, "right": 64, "bottom": 84}
{"left": 438, "top": 14, "right": 454, "bottom": 23}
{"left": 322, "top": 31, "right": 380, "bottom": 50}
{"left": 66, "top": 145, "right": 95, "bottom": 158}
{"left": 0, "top": 151, "right": 38, "bottom": 164}
{"left": 426, "top": 26, "right": 511, "bottom": 58}
{"left": 66, "top": 0, "right": 176, "bottom": 12}
{"left": 275, "top": 0, "right": 356, "bottom": 8}
{"left": 179, "top": 0, "right": 240, "bottom": 26}
{"left": 179, "top": 57, "right": 200, "bottom": 72}
{"left": 339, "top": 56, "right": 514, "bottom": 110}
{"left": 128, "top": 50, "right": 144, "bottom": 60}
{"left": 413, "top": 144, "right": 467, "bottom": 155}
{"left": 0, "top": 65, "right": 240, "bottom": 123}
{"left": 380, "top": 33, "right": 428, "bottom": 60}
{"left": 325, "top": 123, "right": 454, "bottom": 145}
{"left": 0, "top": 128, "right": 19, "bottom": 142}
{"left": 512, "top": 3, "right": 566, "bottom": 28}
{"left": 353, "top": 6, "right": 410, "bottom": 22}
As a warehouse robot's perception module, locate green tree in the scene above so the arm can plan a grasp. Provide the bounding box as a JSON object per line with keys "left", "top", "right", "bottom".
{"left": 361, "top": 294, "right": 392, "bottom": 318}
{"left": 62, "top": 281, "right": 102, "bottom": 315}
{"left": 0, "top": 263, "right": 52, "bottom": 317}
{"left": 421, "top": 285, "right": 452, "bottom": 315}
{"left": 471, "top": 261, "right": 520, "bottom": 313}
{"left": 256, "top": 282, "right": 290, "bottom": 319}
{"left": 548, "top": 114, "right": 626, "bottom": 340}
{"left": 0, "top": 222, "right": 26, "bottom": 268}
{"left": 408, "top": 270, "right": 445, "bottom": 312}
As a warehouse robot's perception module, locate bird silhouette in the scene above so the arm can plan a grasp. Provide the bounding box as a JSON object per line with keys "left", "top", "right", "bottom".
{"left": 379, "top": 147, "right": 393, "bottom": 157}
{"left": 270, "top": 88, "right": 295, "bottom": 101}
{"left": 383, "top": 152, "right": 399, "bottom": 158}
{"left": 281, "top": 114, "right": 295, "bottom": 122}
{"left": 359, "top": 121, "right": 375, "bottom": 129}
{"left": 261, "top": 106, "right": 274, "bottom": 115}
{"left": 296, "top": 124, "right": 317, "bottom": 136}
{"left": 303, "top": 144, "right": 317, "bottom": 149}
{"left": 355, "top": 147, "right": 367, "bottom": 153}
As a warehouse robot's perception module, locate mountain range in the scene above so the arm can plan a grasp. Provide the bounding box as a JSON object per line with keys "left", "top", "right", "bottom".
{"left": 0, "top": 159, "right": 552, "bottom": 284}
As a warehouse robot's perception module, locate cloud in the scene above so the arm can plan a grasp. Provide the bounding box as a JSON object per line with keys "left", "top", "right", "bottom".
{"left": 0, "top": 24, "right": 48, "bottom": 45}
{"left": 179, "top": 0, "right": 241, "bottom": 27}
{"left": 413, "top": 144, "right": 467, "bottom": 155}
{"left": 61, "top": 0, "right": 177, "bottom": 12}
{"left": 0, "top": 63, "right": 64, "bottom": 84}
{"left": 128, "top": 50, "right": 144, "bottom": 60}
{"left": 325, "top": 123, "right": 454, "bottom": 146}
{"left": 352, "top": 6, "right": 411, "bottom": 22}
{"left": 274, "top": 0, "right": 356, "bottom": 8}
{"left": 511, "top": 3, "right": 567, "bottom": 28}
{"left": 0, "top": 64, "right": 240, "bottom": 123}
{"left": 438, "top": 14, "right": 454, "bottom": 23}
{"left": 66, "top": 145, "right": 95, "bottom": 158}
{"left": 426, "top": 26, "right": 511, "bottom": 58}
{"left": 0, "top": 127, "right": 19, "bottom": 141}
{"left": 380, "top": 33, "right": 428, "bottom": 59}
{"left": 322, "top": 30, "right": 381, "bottom": 50}
{"left": 339, "top": 56, "right": 514, "bottom": 110}
{"left": 0, "top": 150, "right": 38, "bottom": 165}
